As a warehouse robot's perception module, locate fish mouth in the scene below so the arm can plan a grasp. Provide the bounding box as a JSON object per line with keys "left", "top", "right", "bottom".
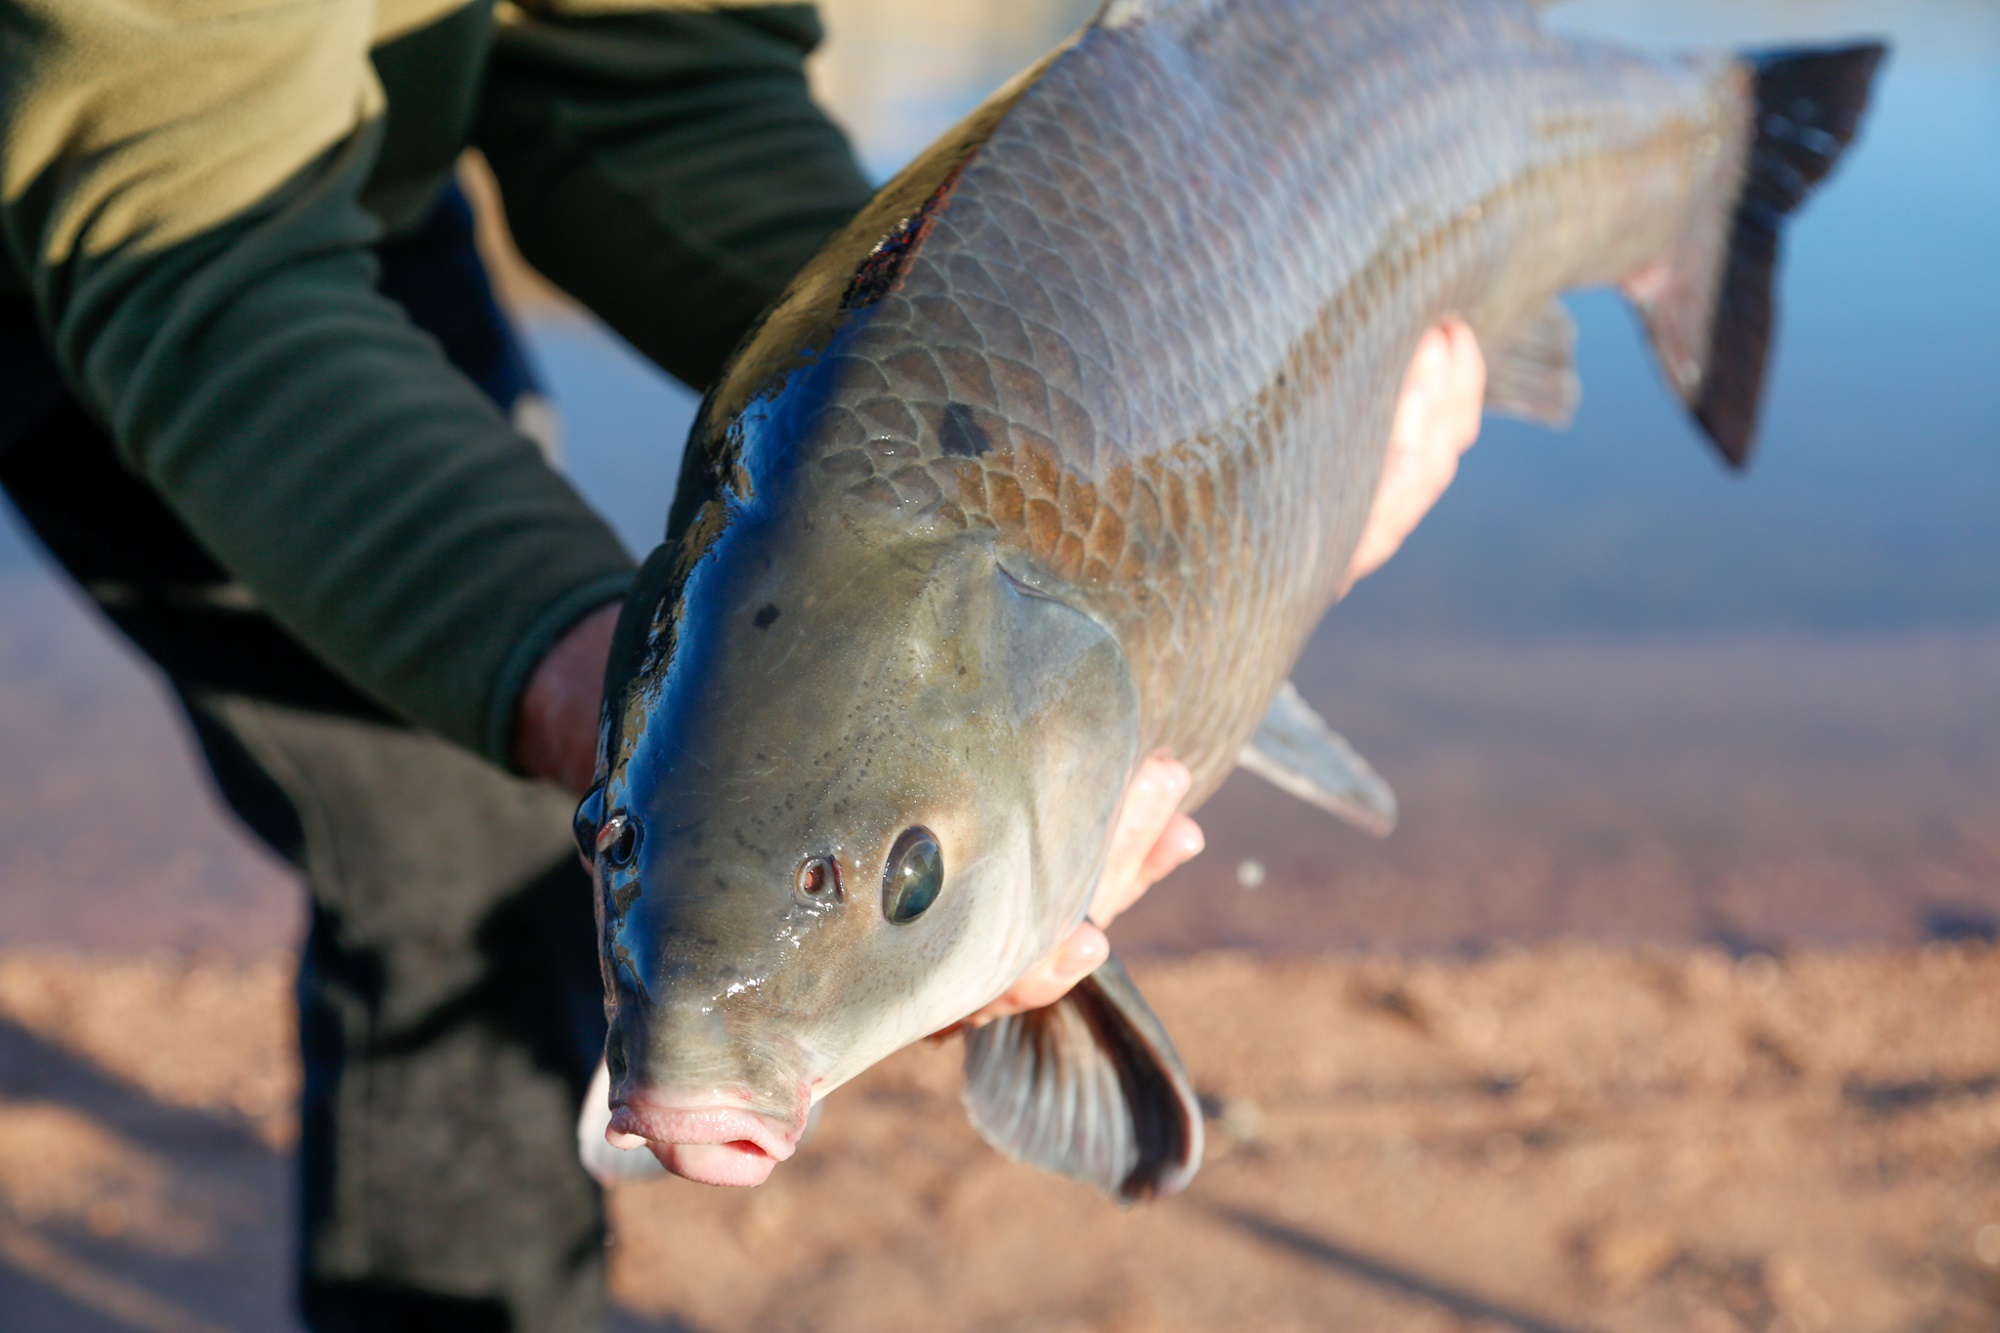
{"left": 606, "top": 1094, "right": 802, "bottom": 1188}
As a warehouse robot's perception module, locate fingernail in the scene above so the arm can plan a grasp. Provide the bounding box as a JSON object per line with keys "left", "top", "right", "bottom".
{"left": 1056, "top": 932, "right": 1107, "bottom": 980}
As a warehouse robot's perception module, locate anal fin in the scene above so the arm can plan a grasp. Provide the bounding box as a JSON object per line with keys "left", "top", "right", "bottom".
{"left": 1238, "top": 680, "right": 1398, "bottom": 837}
{"left": 1483, "top": 299, "right": 1579, "bottom": 428}
{"left": 962, "top": 951, "right": 1203, "bottom": 1203}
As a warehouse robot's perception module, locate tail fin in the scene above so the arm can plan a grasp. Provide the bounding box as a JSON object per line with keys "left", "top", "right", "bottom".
{"left": 1630, "top": 43, "right": 1887, "bottom": 468}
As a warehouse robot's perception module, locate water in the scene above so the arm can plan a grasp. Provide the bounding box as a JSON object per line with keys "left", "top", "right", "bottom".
{"left": 2, "top": 0, "right": 1995, "bottom": 957}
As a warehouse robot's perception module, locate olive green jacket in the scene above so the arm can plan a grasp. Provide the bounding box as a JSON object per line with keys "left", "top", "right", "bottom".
{"left": 0, "top": 0, "right": 871, "bottom": 764}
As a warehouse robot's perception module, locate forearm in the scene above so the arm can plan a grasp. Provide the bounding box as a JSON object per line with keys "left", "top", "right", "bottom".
{"left": 15, "top": 134, "right": 634, "bottom": 762}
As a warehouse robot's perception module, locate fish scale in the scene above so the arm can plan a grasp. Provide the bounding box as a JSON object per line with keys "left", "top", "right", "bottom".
{"left": 586, "top": 0, "right": 1884, "bottom": 1202}
{"left": 738, "top": 0, "right": 1737, "bottom": 799}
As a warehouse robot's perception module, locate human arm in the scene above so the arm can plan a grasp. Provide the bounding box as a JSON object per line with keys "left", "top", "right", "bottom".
{"left": 476, "top": 4, "right": 874, "bottom": 388}
{"left": 0, "top": 0, "right": 636, "bottom": 761}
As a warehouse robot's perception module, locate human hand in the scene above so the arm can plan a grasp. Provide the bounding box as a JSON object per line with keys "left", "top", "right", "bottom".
{"left": 1344, "top": 315, "right": 1486, "bottom": 584}
{"left": 515, "top": 601, "right": 621, "bottom": 797}
{"left": 947, "top": 750, "right": 1205, "bottom": 1030}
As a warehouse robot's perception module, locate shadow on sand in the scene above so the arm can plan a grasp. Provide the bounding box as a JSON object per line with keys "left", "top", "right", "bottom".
{"left": 1209, "top": 1202, "right": 1596, "bottom": 1333}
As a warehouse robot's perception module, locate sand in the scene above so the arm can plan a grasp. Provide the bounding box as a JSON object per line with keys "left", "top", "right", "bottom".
{"left": 3, "top": 945, "right": 1998, "bottom": 1332}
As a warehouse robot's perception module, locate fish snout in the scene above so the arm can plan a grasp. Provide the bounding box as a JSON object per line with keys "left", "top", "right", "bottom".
{"left": 607, "top": 1093, "right": 804, "bottom": 1188}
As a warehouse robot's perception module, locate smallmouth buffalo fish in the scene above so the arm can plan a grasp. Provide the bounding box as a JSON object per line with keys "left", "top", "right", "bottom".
{"left": 571, "top": 0, "right": 1884, "bottom": 1201}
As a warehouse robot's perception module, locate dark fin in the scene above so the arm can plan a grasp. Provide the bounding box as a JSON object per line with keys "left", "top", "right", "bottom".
{"left": 962, "top": 951, "right": 1203, "bottom": 1203}
{"left": 1630, "top": 42, "right": 1887, "bottom": 468}
{"left": 1483, "top": 299, "right": 1580, "bottom": 429}
{"left": 1238, "top": 679, "right": 1397, "bottom": 837}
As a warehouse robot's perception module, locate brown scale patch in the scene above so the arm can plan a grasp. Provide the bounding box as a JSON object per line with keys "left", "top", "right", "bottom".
{"left": 1195, "top": 460, "right": 1228, "bottom": 532}
{"left": 1007, "top": 423, "right": 1060, "bottom": 470}
{"left": 946, "top": 460, "right": 987, "bottom": 514}
{"left": 1056, "top": 473, "right": 1097, "bottom": 537}
{"left": 1125, "top": 477, "right": 1163, "bottom": 550}
{"left": 1160, "top": 470, "right": 1191, "bottom": 533}
{"left": 1054, "top": 531, "right": 1087, "bottom": 580}
{"left": 1080, "top": 556, "right": 1114, "bottom": 590}
{"left": 1100, "top": 464, "right": 1134, "bottom": 515}
{"left": 1014, "top": 442, "right": 1060, "bottom": 500}
{"left": 985, "top": 471, "right": 1025, "bottom": 529}
{"left": 1023, "top": 498, "right": 1063, "bottom": 556}
{"left": 1113, "top": 543, "right": 1149, "bottom": 589}
{"left": 1084, "top": 506, "right": 1126, "bottom": 570}
{"left": 1215, "top": 451, "right": 1242, "bottom": 515}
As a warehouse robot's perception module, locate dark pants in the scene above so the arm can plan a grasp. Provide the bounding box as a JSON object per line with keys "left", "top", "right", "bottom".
{"left": 0, "top": 189, "right": 610, "bottom": 1332}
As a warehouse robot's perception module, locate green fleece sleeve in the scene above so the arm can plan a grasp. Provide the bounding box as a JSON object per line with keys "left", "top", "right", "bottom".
{"left": 0, "top": 0, "right": 637, "bottom": 764}
{"left": 476, "top": 4, "right": 874, "bottom": 387}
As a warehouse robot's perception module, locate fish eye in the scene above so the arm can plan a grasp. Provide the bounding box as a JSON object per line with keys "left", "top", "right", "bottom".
{"left": 795, "top": 854, "right": 842, "bottom": 904}
{"left": 596, "top": 813, "right": 641, "bottom": 869}
{"left": 882, "top": 827, "right": 943, "bottom": 924}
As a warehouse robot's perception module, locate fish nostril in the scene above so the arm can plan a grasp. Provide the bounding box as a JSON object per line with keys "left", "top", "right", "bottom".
{"left": 597, "top": 813, "right": 641, "bottom": 869}
{"left": 794, "top": 855, "right": 843, "bottom": 905}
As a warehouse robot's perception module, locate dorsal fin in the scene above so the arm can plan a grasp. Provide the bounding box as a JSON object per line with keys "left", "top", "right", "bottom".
{"left": 1096, "top": 0, "right": 1218, "bottom": 29}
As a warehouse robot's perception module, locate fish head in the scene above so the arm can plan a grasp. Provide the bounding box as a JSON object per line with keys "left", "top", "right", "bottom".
{"left": 584, "top": 488, "right": 1141, "bottom": 1188}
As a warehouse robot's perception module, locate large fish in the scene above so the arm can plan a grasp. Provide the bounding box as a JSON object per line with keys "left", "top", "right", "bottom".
{"left": 572, "top": 0, "right": 1883, "bottom": 1201}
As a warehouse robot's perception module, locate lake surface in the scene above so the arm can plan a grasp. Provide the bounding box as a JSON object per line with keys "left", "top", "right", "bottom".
{"left": 2, "top": 0, "right": 1995, "bottom": 958}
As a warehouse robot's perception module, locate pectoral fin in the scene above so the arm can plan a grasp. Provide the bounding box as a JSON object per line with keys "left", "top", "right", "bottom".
{"left": 1483, "top": 299, "right": 1580, "bottom": 428}
{"left": 1238, "top": 679, "right": 1398, "bottom": 836}
{"left": 962, "top": 951, "right": 1202, "bottom": 1203}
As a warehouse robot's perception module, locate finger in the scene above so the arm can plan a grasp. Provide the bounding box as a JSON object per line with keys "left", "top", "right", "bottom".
{"left": 1134, "top": 813, "right": 1205, "bottom": 889}
{"left": 1090, "top": 752, "right": 1191, "bottom": 923}
{"left": 1435, "top": 316, "right": 1486, "bottom": 451}
{"left": 1345, "top": 319, "right": 1485, "bottom": 584}
{"left": 955, "top": 922, "right": 1109, "bottom": 1027}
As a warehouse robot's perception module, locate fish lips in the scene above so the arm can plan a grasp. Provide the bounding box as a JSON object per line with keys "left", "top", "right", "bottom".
{"left": 606, "top": 1094, "right": 804, "bottom": 1188}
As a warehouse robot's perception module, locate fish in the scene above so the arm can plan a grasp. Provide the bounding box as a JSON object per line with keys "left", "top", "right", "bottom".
{"left": 570, "top": 0, "right": 1884, "bottom": 1202}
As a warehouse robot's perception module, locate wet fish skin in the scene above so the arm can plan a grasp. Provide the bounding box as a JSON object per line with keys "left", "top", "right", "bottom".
{"left": 582, "top": 0, "right": 1884, "bottom": 1197}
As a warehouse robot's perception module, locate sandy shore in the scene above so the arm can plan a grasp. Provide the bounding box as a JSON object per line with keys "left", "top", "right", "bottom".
{"left": 3, "top": 944, "right": 1997, "bottom": 1332}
